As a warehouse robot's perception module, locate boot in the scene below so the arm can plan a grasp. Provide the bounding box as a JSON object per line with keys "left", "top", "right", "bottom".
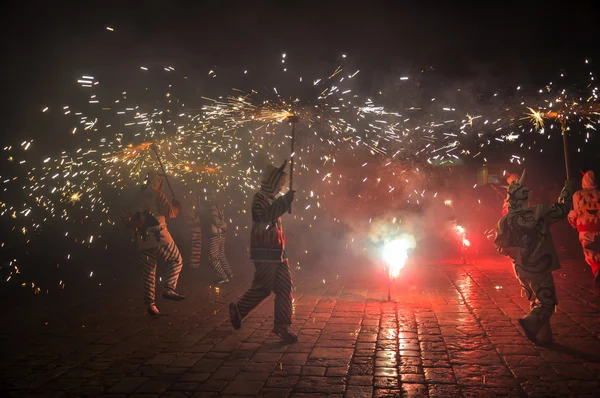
{"left": 518, "top": 316, "right": 542, "bottom": 343}
{"left": 536, "top": 320, "right": 553, "bottom": 346}
{"left": 148, "top": 304, "right": 161, "bottom": 316}
{"left": 162, "top": 289, "right": 186, "bottom": 301}
{"left": 272, "top": 326, "right": 298, "bottom": 344}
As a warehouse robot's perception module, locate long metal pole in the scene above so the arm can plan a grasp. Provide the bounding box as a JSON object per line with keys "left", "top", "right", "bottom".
{"left": 561, "top": 122, "right": 571, "bottom": 180}
{"left": 287, "top": 115, "right": 299, "bottom": 214}
{"left": 152, "top": 144, "right": 176, "bottom": 199}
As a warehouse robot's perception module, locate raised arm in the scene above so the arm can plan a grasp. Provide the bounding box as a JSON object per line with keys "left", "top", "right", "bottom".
{"left": 156, "top": 191, "right": 181, "bottom": 218}
{"left": 544, "top": 180, "right": 574, "bottom": 225}
{"left": 253, "top": 193, "right": 293, "bottom": 223}
{"left": 211, "top": 204, "right": 227, "bottom": 228}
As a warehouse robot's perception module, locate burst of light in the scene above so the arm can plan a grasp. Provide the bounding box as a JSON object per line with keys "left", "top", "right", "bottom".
{"left": 383, "top": 236, "right": 416, "bottom": 279}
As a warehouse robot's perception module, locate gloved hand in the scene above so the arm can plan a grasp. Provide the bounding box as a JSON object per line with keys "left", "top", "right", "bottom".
{"left": 283, "top": 190, "right": 296, "bottom": 204}
{"left": 558, "top": 180, "right": 574, "bottom": 204}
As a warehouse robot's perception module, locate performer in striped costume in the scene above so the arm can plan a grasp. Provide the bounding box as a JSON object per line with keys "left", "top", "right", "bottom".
{"left": 494, "top": 171, "right": 573, "bottom": 345}
{"left": 206, "top": 192, "right": 233, "bottom": 283}
{"left": 229, "top": 160, "right": 298, "bottom": 343}
{"left": 188, "top": 194, "right": 202, "bottom": 269}
{"left": 124, "top": 170, "right": 186, "bottom": 316}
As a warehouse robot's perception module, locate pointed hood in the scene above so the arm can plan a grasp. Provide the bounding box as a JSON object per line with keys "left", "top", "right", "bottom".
{"left": 501, "top": 173, "right": 520, "bottom": 189}
{"left": 260, "top": 160, "right": 288, "bottom": 196}
{"left": 505, "top": 169, "right": 529, "bottom": 212}
{"left": 582, "top": 170, "right": 597, "bottom": 189}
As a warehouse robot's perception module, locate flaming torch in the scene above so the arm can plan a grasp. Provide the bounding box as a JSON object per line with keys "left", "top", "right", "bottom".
{"left": 382, "top": 236, "right": 416, "bottom": 301}
{"left": 455, "top": 225, "right": 470, "bottom": 264}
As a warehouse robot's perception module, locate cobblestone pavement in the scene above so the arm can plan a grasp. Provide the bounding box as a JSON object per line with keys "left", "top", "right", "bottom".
{"left": 2, "top": 255, "right": 600, "bottom": 397}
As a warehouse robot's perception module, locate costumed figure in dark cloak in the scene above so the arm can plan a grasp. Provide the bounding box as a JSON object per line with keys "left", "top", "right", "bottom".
{"left": 494, "top": 170, "right": 573, "bottom": 344}
{"left": 501, "top": 173, "right": 520, "bottom": 215}
{"left": 568, "top": 170, "right": 600, "bottom": 283}
{"left": 124, "top": 170, "right": 186, "bottom": 315}
{"left": 206, "top": 191, "right": 233, "bottom": 283}
{"left": 228, "top": 160, "right": 298, "bottom": 343}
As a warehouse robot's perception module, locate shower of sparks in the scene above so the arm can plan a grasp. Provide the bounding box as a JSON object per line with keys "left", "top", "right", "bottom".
{"left": 0, "top": 27, "right": 598, "bottom": 293}
{"left": 383, "top": 236, "right": 416, "bottom": 279}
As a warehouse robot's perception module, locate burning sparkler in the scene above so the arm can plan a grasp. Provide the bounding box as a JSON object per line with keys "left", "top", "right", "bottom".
{"left": 455, "top": 225, "right": 470, "bottom": 264}
{"left": 382, "top": 236, "right": 416, "bottom": 301}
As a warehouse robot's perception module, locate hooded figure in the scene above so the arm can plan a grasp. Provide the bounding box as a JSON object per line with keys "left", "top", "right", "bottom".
{"left": 125, "top": 169, "right": 186, "bottom": 315}
{"left": 228, "top": 160, "right": 298, "bottom": 343}
{"left": 186, "top": 192, "right": 203, "bottom": 269}
{"left": 494, "top": 171, "right": 573, "bottom": 345}
{"left": 568, "top": 170, "right": 600, "bottom": 281}
{"left": 501, "top": 173, "right": 520, "bottom": 215}
{"left": 205, "top": 190, "right": 233, "bottom": 283}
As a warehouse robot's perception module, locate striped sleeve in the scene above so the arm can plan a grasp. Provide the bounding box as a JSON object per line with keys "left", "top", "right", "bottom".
{"left": 211, "top": 204, "right": 226, "bottom": 228}
{"left": 156, "top": 191, "right": 179, "bottom": 218}
{"left": 253, "top": 194, "right": 289, "bottom": 222}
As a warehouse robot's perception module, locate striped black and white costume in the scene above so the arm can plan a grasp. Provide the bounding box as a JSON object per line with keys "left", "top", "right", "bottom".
{"left": 233, "top": 162, "right": 294, "bottom": 327}
{"left": 128, "top": 171, "right": 184, "bottom": 305}
{"left": 207, "top": 201, "right": 232, "bottom": 280}
{"left": 187, "top": 198, "right": 202, "bottom": 269}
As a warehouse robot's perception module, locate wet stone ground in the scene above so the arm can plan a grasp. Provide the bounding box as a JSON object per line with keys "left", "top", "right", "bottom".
{"left": 2, "top": 255, "right": 600, "bottom": 397}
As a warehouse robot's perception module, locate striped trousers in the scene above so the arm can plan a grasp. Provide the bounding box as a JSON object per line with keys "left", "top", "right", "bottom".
{"left": 189, "top": 227, "right": 202, "bottom": 269}
{"left": 236, "top": 261, "right": 293, "bottom": 326}
{"left": 139, "top": 241, "right": 183, "bottom": 304}
{"left": 208, "top": 234, "right": 232, "bottom": 279}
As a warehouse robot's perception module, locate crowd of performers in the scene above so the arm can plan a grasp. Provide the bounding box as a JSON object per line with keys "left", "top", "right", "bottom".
{"left": 123, "top": 160, "right": 298, "bottom": 343}
{"left": 122, "top": 158, "right": 599, "bottom": 346}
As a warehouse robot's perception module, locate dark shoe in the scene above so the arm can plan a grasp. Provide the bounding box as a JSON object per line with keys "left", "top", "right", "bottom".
{"left": 272, "top": 326, "right": 298, "bottom": 344}
{"left": 218, "top": 277, "right": 230, "bottom": 284}
{"left": 162, "top": 290, "right": 186, "bottom": 301}
{"left": 518, "top": 317, "right": 541, "bottom": 343}
{"left": 229, "top": 303, "right": 241, "bottom": 330}
{"left": 148, "top": 304, "right": 161, "bottom": 316}
{"left": 536, "top": 320, "right": 553, "bottom": 346}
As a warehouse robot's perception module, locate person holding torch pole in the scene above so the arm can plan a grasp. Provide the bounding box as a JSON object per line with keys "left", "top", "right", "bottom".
{"left": 494, "top": 170, "right": 573, "bottom": 345}
{"left": 123, "top": 145, "right": 186, "bottom": 316}
{"left": 228, "top": 157, "right": 298, "bottom": 343}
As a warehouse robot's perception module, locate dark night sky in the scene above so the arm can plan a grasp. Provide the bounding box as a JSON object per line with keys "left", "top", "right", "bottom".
{"left": 1, "top": 0, "right": 599, "bottom": 137}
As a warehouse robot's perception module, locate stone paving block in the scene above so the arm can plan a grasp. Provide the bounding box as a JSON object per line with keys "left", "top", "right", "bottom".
{"left": 345, "top": 386, "right": 374, "bottom": 398}
{"left": 373, "top": 389, "right": 401, "bottom": 397}
{"left": 135, "top": 379, "right": 172, "bottom": 393}
{"left": 107, "top": 377, "right": 148, "bottom": 393}
{"left": 427, "top": 383, "right": 461, "bottom": 397}
{"left": 210, "top": 366, "right": 241, "bottom": 380}
{"left": 400, "top": 383, "right": 428, "bottom": 397}
{"left": 295, "top": 376, "right": 347, "bottom": 394}
{"left": 374, "top": 376, "right": 399, "bottom": 389}
{"left": 258, "top": 387, "right": 292, "bottom": 397}
{"left": 264, "top": 375, "right": 300, "bottom": 388}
